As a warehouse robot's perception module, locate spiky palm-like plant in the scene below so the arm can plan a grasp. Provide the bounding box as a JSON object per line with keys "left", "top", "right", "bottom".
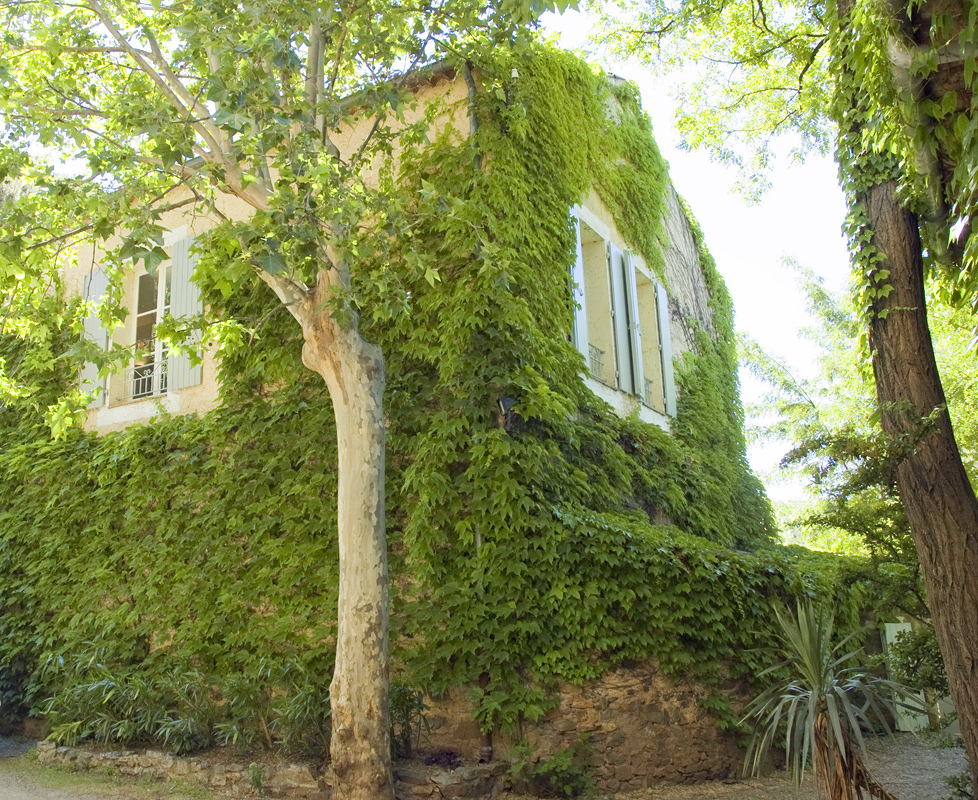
{"left": 742, "top": 601, "right": 917, "bottom": 800}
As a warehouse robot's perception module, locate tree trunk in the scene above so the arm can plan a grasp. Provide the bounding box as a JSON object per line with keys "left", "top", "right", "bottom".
{"left": 861, "top": 179, "right": 978, "bottom": 789}
{"left": 300, "top": 291, "right": 392, "bottom": 800}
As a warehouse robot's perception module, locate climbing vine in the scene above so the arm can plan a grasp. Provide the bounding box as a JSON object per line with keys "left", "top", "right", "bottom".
{"left": 0, "top": 45, "right": 884, "bottom": 744}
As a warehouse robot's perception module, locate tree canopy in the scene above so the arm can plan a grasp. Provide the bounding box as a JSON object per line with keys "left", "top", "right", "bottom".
{"left": 742, "top": 262, "right": 978, "bottom": 619}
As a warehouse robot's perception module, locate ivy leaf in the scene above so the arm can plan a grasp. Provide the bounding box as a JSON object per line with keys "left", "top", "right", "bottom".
{"left": 255, "top": 252, "right": 286, "bottom": 274}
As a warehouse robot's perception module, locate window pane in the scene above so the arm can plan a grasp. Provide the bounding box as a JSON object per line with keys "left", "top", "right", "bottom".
{"left": 162, "top": 264, "right": 171, "bottom": 313}
{"left": 135, "top": 314, "right": 155, "bottom": 351}
{"left": 137, "top": 273, "right": 158, "bottom": 315}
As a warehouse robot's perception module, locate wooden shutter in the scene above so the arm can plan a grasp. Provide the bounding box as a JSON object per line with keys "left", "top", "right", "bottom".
{"left": 608, "top": 242, "right": 638, "bottom": 395}
{"left": 570, "top": 209, "right": 589, "bottom": 360}
{"left": 655, "top": 282, "right": 677, "bottom": 417}
{"left": 81, "top": 269, "right": 109, "bottom": 408}
{"left": 625, "top": 253, "right": 644, "bottom": 397}
{"left": 168, "top": 237, "right": 202, "bottom": 389}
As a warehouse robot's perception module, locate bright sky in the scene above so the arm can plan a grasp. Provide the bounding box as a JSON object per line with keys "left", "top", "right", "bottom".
{"left": 544, "top": 10, "right": 852, "bottom": 502}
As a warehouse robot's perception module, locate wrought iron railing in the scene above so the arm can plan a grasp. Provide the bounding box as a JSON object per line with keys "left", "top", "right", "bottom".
{"left": 589, "top": 344, "right": 604, "bottom": 383}
{"left": 125, "top": 359, "right": 167, "bottom": 400}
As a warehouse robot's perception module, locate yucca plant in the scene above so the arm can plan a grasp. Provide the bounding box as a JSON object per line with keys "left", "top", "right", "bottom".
{"left": 742, "top": 601, "right": 919, "bottom": 800}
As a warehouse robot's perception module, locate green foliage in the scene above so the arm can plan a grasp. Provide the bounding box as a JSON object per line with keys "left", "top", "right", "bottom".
{"left": 0, "top": 43, "right": 876, "bottom": 750}
{"left": 697, "top": 692, "right": 740, "bottom": 732}
{"left": 389, "top": 681, "right": 429, "bottom": 759}
{"left": 507, "top": 738, "right": 595, "bottom": 798}
{"left": 247, "top": 762, "right": 267, "bottom": 794}
{"left": 597, "top": 0, "right": 834, "bottom": 193}
{"left": 39, "top": 652, "right": 219, "bottom": 755}
{"left": 38, "top": 645, "right": 333, "bottom": 756}
{"left": 742, "top": 263, "right": 978, "bottom": 622}
{"left": 742, "top": 601, "right": 914, "bottom": 797}
{"left": 888, "top": 627, "right": 949, "bottom": 698}
{"left": 944, "top": 769, "right": 975, "bottom": 800}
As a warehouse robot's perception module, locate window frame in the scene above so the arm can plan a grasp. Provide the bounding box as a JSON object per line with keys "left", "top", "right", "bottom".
{"left": 570, "top": 205, "right": 676, "bottom": 418}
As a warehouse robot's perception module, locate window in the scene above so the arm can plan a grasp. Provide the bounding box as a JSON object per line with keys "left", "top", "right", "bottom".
{"left": 571, "top": 208, "right": 676, "bottom": 416}
{"left": 635, "top": 273, "right": 677, "bottom": 416}
{"left": 81, "top": 235, "right": 202, "bottom": 409}
{"left": 129, "top": 266, "right": 170, "bottom": 399}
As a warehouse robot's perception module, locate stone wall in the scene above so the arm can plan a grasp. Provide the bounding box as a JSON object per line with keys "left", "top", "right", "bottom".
{"left": 660, "top": 185, "right": 717, "bottom": 357}
{"left": 34, "top": 741, "right": 508, "bottom": 800}
{"left": 34, "top": 660, "right": 745, "bottom": 798}
{"left": 35, "top": 741, "right": 325, "bottom": 797}
{"left": 424, "top": 660, "right": 746, "bottom": 794}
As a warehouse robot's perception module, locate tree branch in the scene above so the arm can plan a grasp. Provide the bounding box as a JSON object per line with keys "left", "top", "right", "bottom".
{"left": 85, "top": 0, "right": 226, "bottom": 157}
{"left": 254, "top": 269, "right": 309, "bottom": 324}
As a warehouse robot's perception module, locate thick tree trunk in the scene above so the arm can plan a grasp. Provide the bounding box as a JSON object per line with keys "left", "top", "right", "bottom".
{"left": 300, "top": 293, "right": 392, "bottom": 800}
{"left": 861, "top": 180, "right": 978, "bottom": 788}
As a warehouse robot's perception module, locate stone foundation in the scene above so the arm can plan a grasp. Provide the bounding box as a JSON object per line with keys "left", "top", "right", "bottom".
{"left": 34, "top": 741, "right": 508, "bottom": 799}
{"left": 36, "top": 741, "right": 326, "bottom": 797}
{"left": 424, "top": 661, "right": 746, "bottom": 794}
{"left": 34, "top": 660, "right": 747, "bottom": 797}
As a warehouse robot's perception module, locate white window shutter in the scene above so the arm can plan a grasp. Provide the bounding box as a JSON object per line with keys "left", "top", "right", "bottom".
{"left": 656, "top": 282, "right": 677, "bottom": 417}
{"left": 81, "top": 269, "right": 109, "bottom": 408}
{"left": 167, "top": 237, "right": 202, "bottom": 390}
{"left": 570, "top": 208, "right": 589, "bottom": 360}
{"left": 608, "top": 242, "right": 635, "bottom": 395}
{"left": 625, "top": 253, "right": 644, "bottom": 397}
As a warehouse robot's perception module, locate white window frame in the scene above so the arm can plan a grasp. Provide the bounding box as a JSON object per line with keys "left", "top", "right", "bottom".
{"left": 80, "top": 234, "right": 202, "bottom": 410}
{"left": 127, "top": 263, "right": 171, "bottom": 400}
{"left": 570, "top": 206, "right": 676, "bottom": 420}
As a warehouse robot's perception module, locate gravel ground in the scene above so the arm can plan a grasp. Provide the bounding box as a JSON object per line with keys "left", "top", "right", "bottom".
{"left": 500, "top": 734, "right": 970, "bottom": 800}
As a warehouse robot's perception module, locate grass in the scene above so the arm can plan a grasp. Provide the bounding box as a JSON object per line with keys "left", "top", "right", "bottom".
{"left": 0, "top": 748, "right": 222, "bottom": 799}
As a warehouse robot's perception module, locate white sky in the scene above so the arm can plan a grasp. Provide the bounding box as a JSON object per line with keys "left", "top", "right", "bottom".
{"left": 544, "top": 10, "right": 852, "bottom": 502}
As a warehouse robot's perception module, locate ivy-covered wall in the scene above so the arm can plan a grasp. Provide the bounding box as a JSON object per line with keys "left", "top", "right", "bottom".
{"left": 0, "top": 45, "right": 876, "bottom": 754}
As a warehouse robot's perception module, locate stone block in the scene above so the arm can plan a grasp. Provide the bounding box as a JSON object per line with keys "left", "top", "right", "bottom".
{"left": 430, "top": 768, "right": 459, "bottom": 787}
{"left": 395, "top": 766, "right": 431, "bottom": 786}
{"left": 267, "top": 764, "right": 319, "bottom": 791}
{"left": 396, "top": 786, "right": 437, "bottom": 800}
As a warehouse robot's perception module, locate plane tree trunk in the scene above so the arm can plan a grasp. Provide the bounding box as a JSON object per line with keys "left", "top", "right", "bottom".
{"left": 297, "top": 272, "right": 392, "bottom": 800}
{"left": 860, "top": 179, "right": 978, "bottom": 789}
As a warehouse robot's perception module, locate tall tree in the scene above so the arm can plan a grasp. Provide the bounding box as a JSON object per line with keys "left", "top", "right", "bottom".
{"left": 0, "top": 2, "right": 567, "bottom": 797}
{"left": 598, "top": 0, "right": 978, "bottom": 787}
{"left": 742, "top": 264, "right": 978, "bottom": 617}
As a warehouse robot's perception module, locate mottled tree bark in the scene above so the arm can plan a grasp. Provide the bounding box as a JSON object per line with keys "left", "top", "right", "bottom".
{"left": 861, "top": 180, "right": 978, "bottom": 789}
{"left": 299, "top": 272, "right": 392, "bottom": 800}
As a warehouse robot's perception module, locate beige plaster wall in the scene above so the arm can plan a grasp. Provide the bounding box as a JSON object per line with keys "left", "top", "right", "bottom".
{"left": 70, "top": 70, "right": 469, "bottom": 435}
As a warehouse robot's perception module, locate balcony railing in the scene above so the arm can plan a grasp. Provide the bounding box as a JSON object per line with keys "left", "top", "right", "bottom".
{"left": 125, "top": 359, "right": 167, "bottom": 400}
{"left": 589, "top": 344, "right": 605, "bottom": 383}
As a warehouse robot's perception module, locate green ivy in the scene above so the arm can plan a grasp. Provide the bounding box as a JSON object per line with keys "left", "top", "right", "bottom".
{"left": 0, "top": 44, "right": 885, "bottom": 744}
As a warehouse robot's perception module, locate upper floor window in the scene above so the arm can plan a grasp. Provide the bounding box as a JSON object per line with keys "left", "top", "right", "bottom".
{"left": 570, "top": 207, "right": 677, "bottom": 417}
{"left": 81, "top": 236, "right": 202, "bottom": 408}
{"left": 130, "top": 265, "right": 171, "bottom": 399}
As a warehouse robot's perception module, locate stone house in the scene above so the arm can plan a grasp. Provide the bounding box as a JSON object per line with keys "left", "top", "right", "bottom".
{"left": 53, "top": 48, "right": 772, "bottom": 793}
{"left": 72, "top": 69, "right": 712, "bottom": 439}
